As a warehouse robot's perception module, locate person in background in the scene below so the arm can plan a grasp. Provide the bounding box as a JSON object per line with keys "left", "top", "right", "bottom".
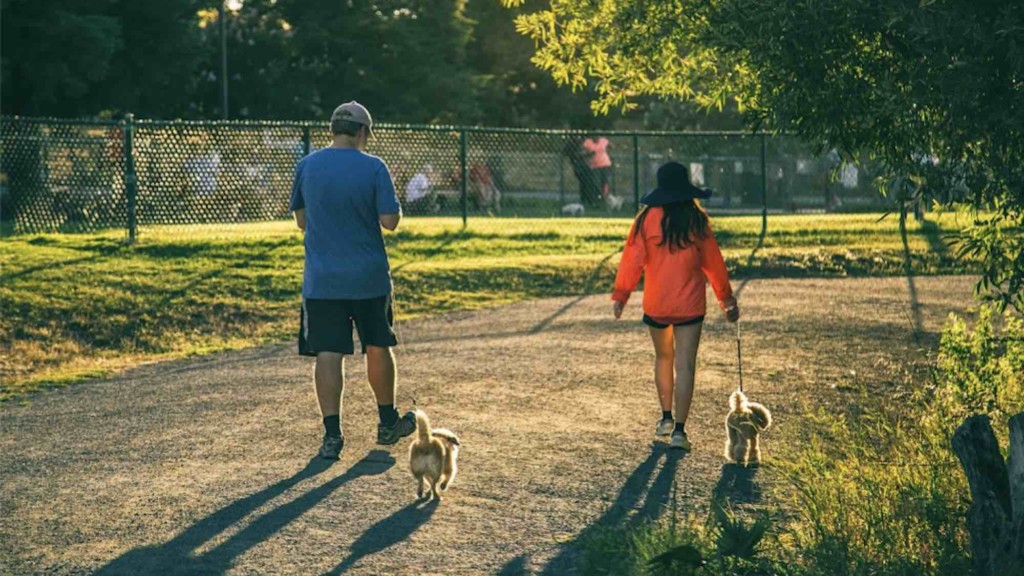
{"left": 564, "top": 135, "right": 600, "bottom": 206}
{"left": 611, "top": 161, "right": 740, "bottom": 451}
{"left": 583, "top": 134, "right": 624, "bottom": 210}
{"left": 405, "top": 164, "right": 439, "bottom": 214}
{"left": 583, "top": 134, "right": 612, "bottom": 195}
{"left": 469, "top": 162, "right": 501, "bottom": 212}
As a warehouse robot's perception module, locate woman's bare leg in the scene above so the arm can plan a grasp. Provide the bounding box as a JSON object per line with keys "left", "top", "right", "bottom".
{"left": 649, "top": 326, "right": 675, "bottom": 413}
{"left": 672, "top": 322, "right": 703, "bottom": 427}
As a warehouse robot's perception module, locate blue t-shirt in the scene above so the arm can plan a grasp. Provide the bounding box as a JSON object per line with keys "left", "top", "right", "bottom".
{"left": 289, "top": 148, "right": 401, "bottom": 299}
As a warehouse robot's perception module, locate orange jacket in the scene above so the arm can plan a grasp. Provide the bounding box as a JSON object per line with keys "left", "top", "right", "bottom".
{"left": 612, "top": 208, "right": 733, "bottom": 322}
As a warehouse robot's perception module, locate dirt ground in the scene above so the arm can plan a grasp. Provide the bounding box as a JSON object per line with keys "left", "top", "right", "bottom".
{"left": 0, "top": 276, "right": 976, "bottom": 575}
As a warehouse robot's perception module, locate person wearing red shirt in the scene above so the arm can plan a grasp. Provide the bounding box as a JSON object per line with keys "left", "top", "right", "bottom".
{"left": 612, "top": 161, "right": 740, "bottom": 450}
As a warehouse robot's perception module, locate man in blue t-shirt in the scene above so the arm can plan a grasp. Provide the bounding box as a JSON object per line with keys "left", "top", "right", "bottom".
{"left": 290, "top": 101, "right": 416, "bottom": 460}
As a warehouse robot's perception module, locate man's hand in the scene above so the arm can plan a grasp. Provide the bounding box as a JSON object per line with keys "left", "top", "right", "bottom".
{"left": 723, "top": 297, "right": 740, "bottom": 323}
{"left": 613, "top": 300, "right": 625, "bottom": 319}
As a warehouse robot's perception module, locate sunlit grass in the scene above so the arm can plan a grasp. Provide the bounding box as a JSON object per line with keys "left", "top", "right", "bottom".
{"left": 0, "top": 213, "right": 974, "bottom": 401}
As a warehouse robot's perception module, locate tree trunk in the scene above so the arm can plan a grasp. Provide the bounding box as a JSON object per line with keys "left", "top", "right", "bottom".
{"left": 951, "top": 412, "right": 1024, "bottom": 576}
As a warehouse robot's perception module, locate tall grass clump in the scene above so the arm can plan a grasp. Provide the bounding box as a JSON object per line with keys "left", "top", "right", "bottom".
{"left": 579, "top": 508, "right": 789, "bottom": 576}
{"left": 781, "top": 305, "right": 1023, "bottom": 576}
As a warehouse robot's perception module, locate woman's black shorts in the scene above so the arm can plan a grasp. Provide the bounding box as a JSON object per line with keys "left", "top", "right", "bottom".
{"left": 642, "top": 314, "right": 705, "bottom": 329}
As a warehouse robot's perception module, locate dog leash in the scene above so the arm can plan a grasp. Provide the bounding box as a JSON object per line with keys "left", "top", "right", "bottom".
{"left": 735, "top": 320, "right": 744, "bottom": 394}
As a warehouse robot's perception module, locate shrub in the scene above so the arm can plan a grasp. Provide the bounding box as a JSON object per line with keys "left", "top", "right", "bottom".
{"left": 780, "top": 304, "right": 1022, "bottom": 576}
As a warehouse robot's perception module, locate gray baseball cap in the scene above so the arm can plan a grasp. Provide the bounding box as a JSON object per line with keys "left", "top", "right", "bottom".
{"left": 330, "top": 101, "right": 373, "bottom": 133}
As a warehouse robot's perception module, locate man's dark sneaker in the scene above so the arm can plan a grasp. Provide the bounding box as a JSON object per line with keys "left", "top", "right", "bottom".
{"left": 318, "top": 435, "right": 344, "bottom": 460}
{"left": 377, "top": 411, "right": 417, "bottom": 445}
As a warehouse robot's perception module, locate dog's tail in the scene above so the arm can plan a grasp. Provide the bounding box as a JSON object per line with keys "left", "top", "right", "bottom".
{"left": 748, "top": 403, "right": 773, "bottom": 431}
{"left": 432, "top": 428, "right": 460, "bottom": 447}
{"left": 414, "top": 409, "right": 432, "bottom": 444}
{"left": 729, "top": 390, "right": 747, "bottom": 412}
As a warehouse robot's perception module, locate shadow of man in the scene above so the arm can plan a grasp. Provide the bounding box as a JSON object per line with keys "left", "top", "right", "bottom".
{"left": 496, "top": 554, "right": 530, "bottom": 576}
{"left": 324, "top": 498, "right": 439, "bottom": 574}
{"left": 536, "top": 443, "right": 685, "bottom": 576}
{"left": 94, "top": 450, "right": 395, "bottom": 576}
{"left": 712, "top": 463, "right": 762, "bottom": 506}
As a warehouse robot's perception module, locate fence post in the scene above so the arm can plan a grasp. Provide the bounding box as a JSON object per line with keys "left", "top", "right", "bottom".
{"left": 951, "top": 412, "right": 1024, "bottom": 576}
{"left": 760, "top": 133, "right": 768, "bottom": 234}
{"left": 459, "top": 129, "right": 468, "bottom": 226}
{"left": 301, "top": 124, "right": 311, "bottom": 157}
{"left": 559, "top": 153, "right": 565, "bottom": 207}
{"left": 632, "top": 133, "right": 640, "bottom": 211}
{"left": 124, "top": 113, "right": 137, "bottom": 244}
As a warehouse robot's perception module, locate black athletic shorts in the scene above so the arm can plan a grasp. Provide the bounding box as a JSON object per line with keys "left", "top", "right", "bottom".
{"left": 642, "top": 314, "right": 705, "bottom": 329}
{"left": 299, "top": 295, "right": 398, "bottom": 356}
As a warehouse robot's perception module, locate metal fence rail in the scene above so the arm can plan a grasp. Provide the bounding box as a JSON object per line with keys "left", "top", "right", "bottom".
{"left": 0, "top": 115, "right": 889, "bottom": 236}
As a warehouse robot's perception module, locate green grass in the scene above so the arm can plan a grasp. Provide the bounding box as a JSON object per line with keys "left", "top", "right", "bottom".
{"left": 0, "top": 212, "right": 975, "bottom": 401}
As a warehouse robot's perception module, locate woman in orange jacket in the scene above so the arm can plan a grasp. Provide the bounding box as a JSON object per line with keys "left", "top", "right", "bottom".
{"left": 612, "top": 162, "right": 740, "bottom": 450}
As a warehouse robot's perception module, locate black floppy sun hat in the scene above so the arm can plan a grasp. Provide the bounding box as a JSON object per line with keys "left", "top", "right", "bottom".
{"left": 640, "top": 161, "right": 712, "bottom": 206}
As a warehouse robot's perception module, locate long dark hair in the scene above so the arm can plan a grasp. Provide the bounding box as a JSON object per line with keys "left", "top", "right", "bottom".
{"left": 632, "top": 200, "right": 709, "bottom": 251}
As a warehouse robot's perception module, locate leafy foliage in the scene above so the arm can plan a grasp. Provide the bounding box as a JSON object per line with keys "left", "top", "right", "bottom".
{"left": 506, "top": 0, "right": 1024, "bottom": 309}
{"left": 0, "top": 0, "right": 612, "bottom": 126}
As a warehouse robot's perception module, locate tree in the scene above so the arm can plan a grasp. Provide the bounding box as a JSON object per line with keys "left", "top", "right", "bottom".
{"left": 507, "top": 0, "right": 1024, "bottom": 310}
{"left": 465, "top": 0, "right": 599, "bottom": 128}
{"left": 259, "top": 0, "right": 479, "bottom": 123}
{"left": 1, "top": 0, "right": 121, "bottom": 116}
{"left": 1, "top": 0, "right": 204, "bottom": 118}
{"left": 98, "top": 0, "right": 204, "bottom": 118}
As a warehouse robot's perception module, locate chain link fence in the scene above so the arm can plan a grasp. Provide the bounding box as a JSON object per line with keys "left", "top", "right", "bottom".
{"left": 1, "top": 116, "right": 890, "bottom": 236}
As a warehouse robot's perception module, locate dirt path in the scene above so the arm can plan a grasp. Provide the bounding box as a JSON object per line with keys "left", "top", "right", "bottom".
{"left": 0, "top": 276, "right": 976, "bottom": 575}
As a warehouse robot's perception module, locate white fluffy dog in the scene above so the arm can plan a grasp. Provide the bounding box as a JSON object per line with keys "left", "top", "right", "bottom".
{"left": 724, "top": 390, "right": 772, "bottom": 466}
{"left": 409, "top": 409, "right": 460, "bottom": 501}
{"left": 561, "top": 203, "right": 585, "bottom": 216}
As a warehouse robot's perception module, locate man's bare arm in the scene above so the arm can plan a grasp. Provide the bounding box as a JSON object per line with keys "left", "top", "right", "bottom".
{"left": 294, "top": 208, "right": 306, "bottom": 231}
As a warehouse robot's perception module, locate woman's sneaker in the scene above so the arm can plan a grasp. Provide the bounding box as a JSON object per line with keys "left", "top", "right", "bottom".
{"left": 670, "top": 429, "right": 692, "bottom": 451}
{"left": 655, "top": 417, "right": 674, "bottom": 437}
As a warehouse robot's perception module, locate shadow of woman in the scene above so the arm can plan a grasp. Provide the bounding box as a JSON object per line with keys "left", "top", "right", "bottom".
{"left": 93, "top": 450, "right": 395, "bottom": 576}
{"left": 534, "top": 443, "right": 685, "bottom": 576}
{"left": 324, "top": 498, "right": 439, "bottom": 574}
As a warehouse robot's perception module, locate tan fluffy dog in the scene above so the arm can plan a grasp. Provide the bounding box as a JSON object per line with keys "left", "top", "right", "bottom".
{"left": 725, "top": 390, "right": 772, "bottom": 466}
{"left": 409, "top": 409, "right": 460, "bottom": 501}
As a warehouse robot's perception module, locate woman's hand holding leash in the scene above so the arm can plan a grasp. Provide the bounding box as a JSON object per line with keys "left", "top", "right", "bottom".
{"left": 613, "top": 300, "right": 625, "bottom": 319}
{"left": 724, "top": 296, "right": 740, "bottom": 323}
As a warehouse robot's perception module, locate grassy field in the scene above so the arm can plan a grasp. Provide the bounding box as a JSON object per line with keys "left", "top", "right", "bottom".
{"left": 0, "top": 212, "right": 974, "bottom": 401}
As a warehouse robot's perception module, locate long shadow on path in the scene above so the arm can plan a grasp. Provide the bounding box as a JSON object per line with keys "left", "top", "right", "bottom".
{"left": 899, "top": 210, "right": 925, "bottom": 340}
{"left": 528, "top": 443, "right": 685, "bottom": 576}
{"left": 324, "top": 498, "right": 439, "bottom": 574}
{"left": 405, "top": 250, "right": 621, "bottom": 348}
{"left": 733, "top": 220, "right": 769, "bottom": 300}
{"left": 528, "top": 250, "right": 619, "bottom": 335}
{"left": 94, "top": 451, "right": 395, "bottom": 576}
